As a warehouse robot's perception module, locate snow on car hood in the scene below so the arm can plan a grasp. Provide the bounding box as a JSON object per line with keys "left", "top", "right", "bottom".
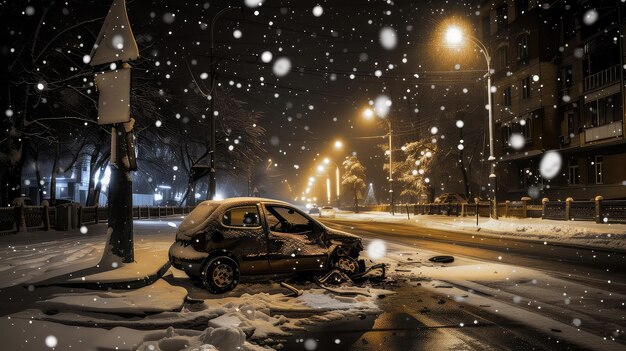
{"left": 324, "top": 227, "right": 361, "bottom": 242}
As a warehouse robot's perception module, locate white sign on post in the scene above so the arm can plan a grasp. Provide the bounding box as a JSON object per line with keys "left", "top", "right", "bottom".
{"left": 95, "top": 68, "right": 131, "bottom": 125}
{"left": 89, "top": 0, "right": 139, "bottom": 66}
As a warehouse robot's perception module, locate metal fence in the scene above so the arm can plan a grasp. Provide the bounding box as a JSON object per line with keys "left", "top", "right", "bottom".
{"left": 384, "top": 197, "right": 625, "bottom": 224}
{"left": 0, "top": 205, "right": 195, "bottom": 235}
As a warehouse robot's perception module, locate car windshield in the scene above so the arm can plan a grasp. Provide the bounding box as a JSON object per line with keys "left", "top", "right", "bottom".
{"left": 265, "top": 205, "right": 314, "bottom": 234}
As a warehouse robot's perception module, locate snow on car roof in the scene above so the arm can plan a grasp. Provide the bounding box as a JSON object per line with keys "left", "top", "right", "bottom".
{"left": 196, "top": 197, "right": 292, "bottom": 207}
{"left": 177, "top": 197, "right": 293, "bottom": 240}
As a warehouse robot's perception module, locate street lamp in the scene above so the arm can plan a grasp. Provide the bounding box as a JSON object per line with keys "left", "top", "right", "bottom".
{"left": 323, "top": 157, "right": 341, "bottom": 208}
{"left": 444, "top": 25, "right": 498, "bottom": 219}
{"left": 334, "top": 140, "right": 344, "bottom": 150}
{"left": 363, "top": 105, "right": 395, "bottom": 215}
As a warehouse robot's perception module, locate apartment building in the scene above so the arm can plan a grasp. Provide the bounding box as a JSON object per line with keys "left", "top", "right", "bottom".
{"left": 480, "top": 0, "right": 626, "bottom": 200}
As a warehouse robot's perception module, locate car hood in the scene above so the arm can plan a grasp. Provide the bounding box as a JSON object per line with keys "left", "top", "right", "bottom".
{"left": 325, "top": 227, "right": 361, "bottom": 242}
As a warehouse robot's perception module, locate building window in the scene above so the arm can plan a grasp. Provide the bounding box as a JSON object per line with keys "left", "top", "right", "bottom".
{"left": 568, "top": 164, "right": 580, "bottom": 185}
{"left": 517, "top": 34, "right": 529, "bottom": 62}
{"left": 584, "top": 93, "right": 622, "bottom": 127}
{"left": 497, "top": 46, "right": 508, "bottom": 69}
{"left": 566, "top": 111, "right": 579, "bottom": 136}
{"left": 594, "top": 156, "right": 604, "bottom": 184}
{"left": 503, "top": 86, "right": 512, "bottom": 107}
{"left": 562, "top": 15, "right": 576, "bottom": 41}
{"left": 496, "top": 4, "right": 508, "bottom": 32}
{"left": 521, "top": 76, "right": 531, "bottom": 99}
{"left": 515, "top": 0, "right": 528, "bottom": 17}
{"left": 502, "top": 124, "right": 511, "bottom": 146}
{"left": 520, "top": 167, "right": 533, "bottom": 189}
{"left": 520, "top": 118, "right": 531, "bottom": 139}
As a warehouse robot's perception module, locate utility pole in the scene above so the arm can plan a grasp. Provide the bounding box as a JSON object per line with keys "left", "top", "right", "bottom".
{"left": 207, "top": 6, "right": 240, "bottom": 200}
{"left": 208, "top": 44, "right": 216, "bottom": 200}
{"left": 90, "top": 0, "right": 139, "bottom": 263}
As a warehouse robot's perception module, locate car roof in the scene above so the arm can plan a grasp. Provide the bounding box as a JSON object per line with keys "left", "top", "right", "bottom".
{"left": 196, "top": 197, "right": 292, "bottom": 207}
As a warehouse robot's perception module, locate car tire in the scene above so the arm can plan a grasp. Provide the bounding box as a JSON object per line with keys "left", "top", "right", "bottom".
{"left": 332, "top": 255, "right": 359, "bottom": 276}
{"left": 201, "top": 256, "right": 240, "bottom": 294}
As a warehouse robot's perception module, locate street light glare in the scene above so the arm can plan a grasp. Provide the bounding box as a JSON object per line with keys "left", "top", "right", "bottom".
{"left": 334, "top": 140, "right": 343, "bottom": 149}
{"left": 445, "top": 26, "right": 463, "bottom": 46}
{"left": 363, "top": 107, "right": 374, "bottom": 119}
{"left": 323, "top": 157, "right": 330, "bottom": 164}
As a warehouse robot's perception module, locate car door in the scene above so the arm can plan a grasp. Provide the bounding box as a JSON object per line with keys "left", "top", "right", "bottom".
{"left": 262, "top": 203, "right": 329, "bottom": 272}
{"left": 219, "top": 204, "right": 271, "bottom": 274}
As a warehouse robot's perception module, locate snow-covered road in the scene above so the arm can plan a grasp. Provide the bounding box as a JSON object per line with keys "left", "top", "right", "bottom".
{"left": 0, "top": 218, "right": 624, "bottom": 350}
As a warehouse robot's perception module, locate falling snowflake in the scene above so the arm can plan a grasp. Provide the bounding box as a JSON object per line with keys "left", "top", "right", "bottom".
{"left": 379, "top": 27, "right": 397, "bottom": 50}
{"left": 245, "top": 0, "right": 265, "bottom": 8}
{"left": 273, "top": 57, "right": 291, "bottom": 77}
{"left": 312, "top": 5, "right": 323, "bottom": 17}
{"left": 509, "top": 133, "right": 525, "bottom": 150}
{"left": 261, "top": 51, "right": 273, "bottom": 63}
{"left": 367, "top": 239, "right": 387, "bottom": 259}
{"left": 539, "top": 151, "right": 562, "bottom": 179}
{"left": 374, "top": 95, "right": 391, "bottom": 117}
{"left": 583, "top": 9, "right": 598, "bottom": 25}
{"left": 45, "top": 335, "right": 58, "bottom": 348}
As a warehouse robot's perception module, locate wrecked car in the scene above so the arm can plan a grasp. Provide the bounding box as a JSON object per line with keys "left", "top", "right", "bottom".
{"left": 169, "top": 197, "right": 364, "bottom": 293}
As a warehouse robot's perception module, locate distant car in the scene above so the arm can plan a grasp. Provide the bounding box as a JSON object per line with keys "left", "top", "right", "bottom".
{"left": 434, "top": 193, "right": 468, "bottom": 204}
{"left": 308, "top": 206, "right": 320, "bottom": 215}
{"left": 169, "top": 197, "right": 364, "bottom": 293}
{"left": 320, "top": 206, "right": 336, "bottom": 218}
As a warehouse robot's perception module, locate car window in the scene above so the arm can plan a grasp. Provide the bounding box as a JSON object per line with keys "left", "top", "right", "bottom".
{"left": 222, "top": 206, "right": 261, "bottom": 227}
{"left": 265, "top": 205, "right": 313, "bottom": 234}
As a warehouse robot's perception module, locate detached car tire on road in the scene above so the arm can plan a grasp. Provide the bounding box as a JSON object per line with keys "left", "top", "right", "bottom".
{"left": 169, "top": 197, "right": 364, "bottom": 293}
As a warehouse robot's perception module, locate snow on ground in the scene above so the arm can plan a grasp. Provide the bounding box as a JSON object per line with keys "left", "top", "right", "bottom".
{"left": 336, "top": 210, "right": 626, "bottom": 250}
{"left": 5, "top": 278, "right": 388, "bottom": 350}
{"left": 0, "top": 221, "right": 390, "bottom": 351}
{"left": 1, "top": 218, "right": 624, "bottom": 350}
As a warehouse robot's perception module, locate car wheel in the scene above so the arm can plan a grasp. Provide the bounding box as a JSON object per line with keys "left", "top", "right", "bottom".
{"left": 201, "top": 256, "right": 240, "bottom": 294}
{"left": 333, "top": 255, "right": 359, "bottom": 276}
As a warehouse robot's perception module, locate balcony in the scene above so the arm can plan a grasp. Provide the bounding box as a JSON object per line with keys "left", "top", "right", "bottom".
{"left": 584, "top": 120, "right": 623, "bottom": 144}
{"left": 584, "top": 65, "right": 619, "bottom": 92}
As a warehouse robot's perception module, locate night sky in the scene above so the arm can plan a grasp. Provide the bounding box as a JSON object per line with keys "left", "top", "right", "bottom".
{"left": 146, "top": 0, "right": 486, "bottom": 199}
{"left": 4, "top": 0, "right": 489, "bottom": 202}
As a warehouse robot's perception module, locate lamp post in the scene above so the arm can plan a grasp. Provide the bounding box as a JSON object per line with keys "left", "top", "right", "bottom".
{"left": 363, "top": 107, "right": 395, "bottom": 215}
{"left": 323, "top": 157, "right": 341, "bottom": 208}
{"left": 445, "top": 26, "right": 498, "bottom": 219}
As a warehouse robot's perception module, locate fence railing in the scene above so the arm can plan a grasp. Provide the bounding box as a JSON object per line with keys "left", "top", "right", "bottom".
{"left": 0, "top": 204, "right": 195, "bottom": 235}
{"left": 367, "top": 196, "right": 622, "bottom": 224}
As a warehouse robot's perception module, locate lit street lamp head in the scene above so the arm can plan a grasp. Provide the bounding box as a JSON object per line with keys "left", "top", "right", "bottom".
{"left": 445, "top": 26, "right": 464, "bottom": 46}
{"left": 334, "top": 140, "right": 343, "bottom": 149}
{"left": 363, "top": 107, "right": 374, "bottom": 120}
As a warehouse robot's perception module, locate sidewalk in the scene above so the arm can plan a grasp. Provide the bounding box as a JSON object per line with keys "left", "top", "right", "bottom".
{"left": 334, "top": 210, "right": 626, "bottom": 250}
{"left": 0, "top": 219, "right": 177, "bottom": 289}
